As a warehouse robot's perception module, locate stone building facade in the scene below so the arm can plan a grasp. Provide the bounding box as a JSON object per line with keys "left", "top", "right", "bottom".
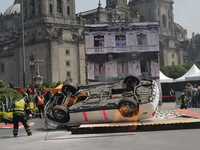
{"left": 0, "top": 0, "right": 188, "bottom": 87}
{"left": 128, "top": 0, "right": 187, "bottom": 67}
{"left": 85, "top": 22, "right": 159, "bottom": 84}
{"left": 78, "top": 0, "right": 188, "bottom": 67}
{"left": 0, "top": 0, "right": 86, "bottom": 87}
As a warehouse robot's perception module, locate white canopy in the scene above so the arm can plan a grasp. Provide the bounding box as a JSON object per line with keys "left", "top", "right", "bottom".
{"left": 159, "top": 71, "right": 173, "bottom": 83}
{"left": 185, "top": 71, "right": 200, "bottom": 81}
{"left": 174, "top": 64, "right": 200, "bottom": 82}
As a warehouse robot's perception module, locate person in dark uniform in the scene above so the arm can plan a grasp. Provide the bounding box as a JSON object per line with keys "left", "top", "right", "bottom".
{"left": 44, "top": 90, "right": 53, "bottom": 104}
{"left": 13, "top": 96, "right": 32, "bottom": 137}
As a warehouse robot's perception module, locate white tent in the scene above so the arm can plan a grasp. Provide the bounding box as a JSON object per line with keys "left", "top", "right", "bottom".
{"left": 174, "top": 64, "right": 200, "bottom": 82}
{"left": 185, "top": 71, "right": 200, "bottom": 81}
{"left": 159, "top": 71, "right": 173, "bottom": 83}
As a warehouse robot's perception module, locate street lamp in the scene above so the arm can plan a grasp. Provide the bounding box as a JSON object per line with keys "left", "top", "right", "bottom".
{"left": 21, "top": 0, "right": 26, "bottom": 87}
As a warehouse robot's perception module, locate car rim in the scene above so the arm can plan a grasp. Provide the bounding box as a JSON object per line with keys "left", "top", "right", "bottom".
{"left": 53, "top": 109, "right": 66, "bottom": 120}
{"left": 119, "top": 102, "right": 139, "bottom": 117}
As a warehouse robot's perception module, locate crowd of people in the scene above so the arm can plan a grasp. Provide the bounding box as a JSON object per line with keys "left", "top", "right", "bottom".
{"left": 182, "top": 83, "right": 200, "bottom": 108}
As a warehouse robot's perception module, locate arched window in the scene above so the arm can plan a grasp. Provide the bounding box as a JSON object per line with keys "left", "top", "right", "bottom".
{"left": 57, "top": 0, "right": 62, "bottom": 13}
{"left": 168, "top": 10, "right": 170, "bottom": 19}
{"left": 67, "top": 6, "right": 70, "bottom": 15}
{"left": 158, "top": 8, "right": 160, "bottom": 17}
{"left": 162, "top": 15, "right": 167, "bottom": 27}
{"left": 50, "top": 4, "right": 53, "bottom": 14}
{"left": 38, "top": 4, "right": 41, "bottom": 15}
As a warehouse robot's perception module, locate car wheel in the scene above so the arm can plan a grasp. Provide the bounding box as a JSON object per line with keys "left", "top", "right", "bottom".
{"left": 118, "top": 97, "right": 139, "bottom": 117}
{"left": 52, "top": 105, "right": 70, "bottom": 123}
{"left": 62, "top": 82, "right": 77, "bottom": 96}
{"left": 123, "top": 75, "right": 141, "bottom": 89}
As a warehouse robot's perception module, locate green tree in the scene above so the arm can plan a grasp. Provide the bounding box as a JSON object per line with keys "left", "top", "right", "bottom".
{"left": 161, "top": 65, "right": 186, "bottom": 79}
{"left": 0, "top": 88, "right": 21, "bottom": 103}
{"left": 0, "top": 80, "right": 6, "bottom": 88}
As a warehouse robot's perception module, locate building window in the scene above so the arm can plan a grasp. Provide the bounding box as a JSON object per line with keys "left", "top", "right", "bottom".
{"left": 140, "top": 16, "right": 145, "bottom": 22}
{"left": 158, "top": 8, "right": 160, "bottom": 17}
{"left": 50, "top": 4, "right": 53, "bottom": 14}
{"left": 14, "top": 19, "right": 19, "bottom": 29}
{"left": 137, "top": 34, "right": 148, "bottom": 45}
{"left": 1, "top": 63, "right": 4, "bottom": 73}
{"left": 67, "top": 6, "right": 70, "bottom": 15}
{"left": 140, "top": 60, "right": 151, "bottom": 73}
{"left": 94, "top": 36, "right": 104, "bottom": 47}
{"left": 168, "top": 22, "right": 171, "bottom": 30}
{"left": 66, "top": 50, "right": 70, "bottom": 55}
{"left": 57, "top": 0, "right": 62, "bottom": 13}
{"left": 38, "top": 4, "right": 41, "bottom": 15}
{"left": 66, "top": 61, "right": 70, "bottom": 66}
{"left": 172, "top": 53, "right": 174, "bottom": 58}
{"left": 38, "top": 32, "right": 41, "bottom": 36}
{"left": 25, "top": 9, "right": 27, "bottom": 19}
{"left": 94, "top": 63, "right": 105, "bottom": 75}
{"left": 117, "top": 62, "right": 128, "bottom": 74}
{"left": 31, "top": 33, "right": 35, "bottom": 42}
{"left": 168, "top": 10, "right": 170, "bottom": 19}
{"left": 162, "top": 15, "right": 167, "bottom": 27}
{"left": 67, "top": 71, "right": 71, "bottom": 77}
{"left": 115, "top": 35, "right": 126, "bottom": 46}
{"left": 172, "top": 61, "right": 175, "bottom": 65}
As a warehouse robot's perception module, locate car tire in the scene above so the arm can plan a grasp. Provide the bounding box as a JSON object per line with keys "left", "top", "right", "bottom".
{"left": 118, "top": 97, "right": 139, "bottom": 117}
{"left": 123, "top": 75, "right": 141, "bottom": 89}
{"left": 62, "top": 82, "right": 77, "bottom": 96}
{"left": 52, "top": 105, "right": 70, "bottom": 123}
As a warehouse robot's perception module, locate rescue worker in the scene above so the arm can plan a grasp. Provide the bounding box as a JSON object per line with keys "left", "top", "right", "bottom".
{"left": 13, "top": 97, "right": 32, "bottom": 137}
{"left": 179, "top": 92, "right": 188, "bottom": 109}
{"left": 44, "top": 90, "right": 53, "bottom": 104}
{"left": 26, "top": 88, "right": 31, "bottom": 99}
{"left": 36, "top": 91, "right": 45, "bottom": 119}
{"left": 23, "top": 92, "right": 30, "bottom": 103}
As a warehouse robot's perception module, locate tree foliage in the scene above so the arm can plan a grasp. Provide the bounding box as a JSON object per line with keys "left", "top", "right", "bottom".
{"left": 0, "top": 80, "right": 6, "bottom": 88}
{"left": 161, "top": 62, "right": 200, "bottom": 79}
{"left": 0, "top": 88, "right": 21, "bottom": 102}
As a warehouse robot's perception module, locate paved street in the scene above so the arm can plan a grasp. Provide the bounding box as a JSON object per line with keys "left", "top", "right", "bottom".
{"left": 1, "top": 102, "right": 200, "bottom": 150}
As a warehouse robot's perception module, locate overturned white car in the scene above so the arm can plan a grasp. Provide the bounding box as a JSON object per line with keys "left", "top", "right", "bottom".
{"left": 44, "top": 75, "right": 159, "bottom": 126}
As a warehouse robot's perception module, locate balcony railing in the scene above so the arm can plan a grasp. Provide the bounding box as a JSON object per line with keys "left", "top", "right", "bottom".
{"left": 86, "top": 45, "right": 159, "bottom": 54}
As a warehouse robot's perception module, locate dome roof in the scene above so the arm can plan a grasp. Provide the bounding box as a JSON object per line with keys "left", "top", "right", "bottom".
{"left": 4, "top": 3, "right": 20, "bottom": 16}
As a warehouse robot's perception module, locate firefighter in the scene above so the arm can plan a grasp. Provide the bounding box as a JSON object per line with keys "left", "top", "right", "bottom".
{"left": 13, "top": 97, "right": 32, "bottom": 137}
{"left": 23, "top": 92, "right": 30, "bottom": 103}
{"left": 179, "top": 92, "right": 188, "bottom": 109}
{"left": 36, "top": 91, "right": 44, "bottom": 119}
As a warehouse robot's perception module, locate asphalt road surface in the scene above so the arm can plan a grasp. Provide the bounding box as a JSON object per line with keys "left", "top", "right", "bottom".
{"left": 1, "top": 103, "right": 200, "bottom": 150}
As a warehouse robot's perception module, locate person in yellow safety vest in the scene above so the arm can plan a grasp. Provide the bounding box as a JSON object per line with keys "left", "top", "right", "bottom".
{"left": 13, "top": 97, "right": 32, "bottom": 137}
{"left": 36, "top": 91, "right": 44, "bottom": 119}
{"left": 179, "top": 92, "right": 188, "bottom": 109}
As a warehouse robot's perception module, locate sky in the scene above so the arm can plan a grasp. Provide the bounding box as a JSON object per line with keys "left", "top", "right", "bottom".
{"left": 0, "top": 0, "right": 199, "bottom": 38}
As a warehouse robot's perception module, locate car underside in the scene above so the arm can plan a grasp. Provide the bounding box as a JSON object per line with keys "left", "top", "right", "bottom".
{"left": 44, "top": 75, "right": 159, "bottom": 126}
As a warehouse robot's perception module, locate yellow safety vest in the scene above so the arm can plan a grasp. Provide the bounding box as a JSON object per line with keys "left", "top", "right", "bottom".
{"left": 14, "top": 100, "right": 25, "bottom": 111}
{"left": 13, "top": 99, "right": 29, "bottom": 115}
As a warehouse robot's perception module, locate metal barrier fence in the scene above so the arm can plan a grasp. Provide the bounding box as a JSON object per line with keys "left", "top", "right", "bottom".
{"left": 175, "top": 91, "right": 181, "bottom": 108}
